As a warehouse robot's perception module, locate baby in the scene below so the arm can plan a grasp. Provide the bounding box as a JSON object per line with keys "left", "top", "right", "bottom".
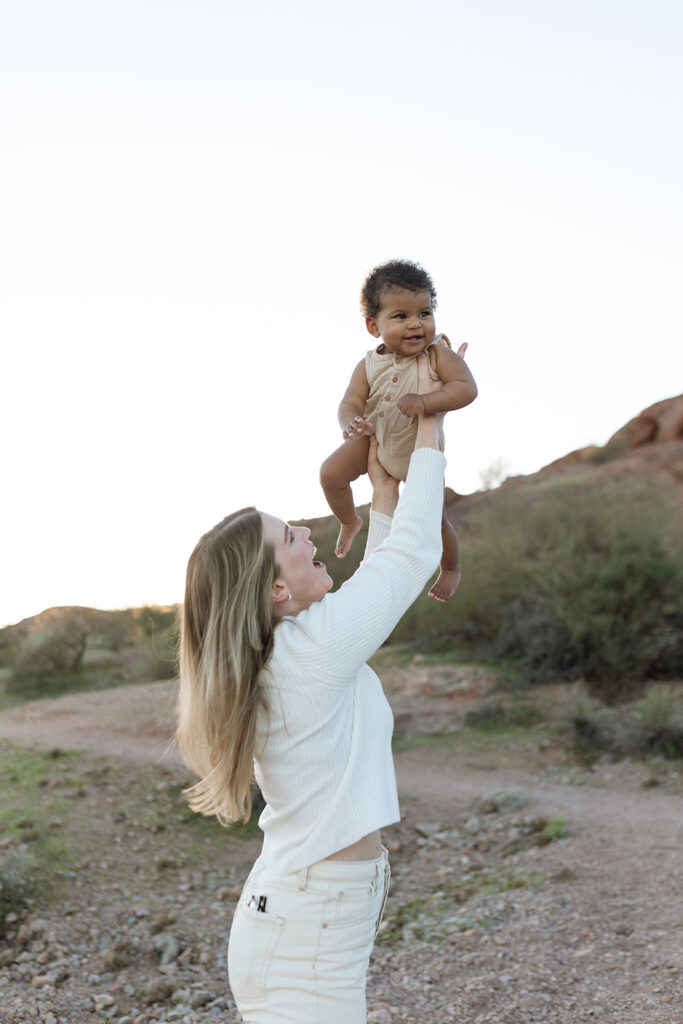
{"left": 320, "top": 259, "right": 478, "bottom": 602}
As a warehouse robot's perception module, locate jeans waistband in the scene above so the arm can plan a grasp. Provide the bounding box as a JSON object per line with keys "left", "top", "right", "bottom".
{"left": 251, "top": 846, "right": 389, "bottom": 893}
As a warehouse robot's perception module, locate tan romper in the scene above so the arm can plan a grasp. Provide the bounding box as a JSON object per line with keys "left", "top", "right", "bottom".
{"left": 363, "top": 334, "right": 449, "bottom": 481}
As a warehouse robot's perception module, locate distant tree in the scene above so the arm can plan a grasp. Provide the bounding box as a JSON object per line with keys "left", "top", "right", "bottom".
{"left": 7, "top": 610, "right": 94, "bottom": 696}
{"left": 479, "top": 458, "right": 510, "bottom": 491}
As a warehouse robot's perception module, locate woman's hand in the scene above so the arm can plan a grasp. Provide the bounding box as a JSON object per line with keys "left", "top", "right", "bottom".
{"left": 417, "top": 351, "right": 442, "bottom": 396}
{"left": 368, "top": 436, "right": 400, "bottom": 515}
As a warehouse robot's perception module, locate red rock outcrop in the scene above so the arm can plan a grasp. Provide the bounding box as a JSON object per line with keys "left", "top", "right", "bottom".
{"left": 606, "top": 394, "right": 683, "bottom": 448}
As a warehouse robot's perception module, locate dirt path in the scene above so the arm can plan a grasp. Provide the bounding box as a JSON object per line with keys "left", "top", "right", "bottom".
{"left": 1, "top": 680, "right": 682, "bottom": 1023}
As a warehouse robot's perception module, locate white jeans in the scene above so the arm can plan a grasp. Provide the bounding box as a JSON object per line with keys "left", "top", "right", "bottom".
{"left": 228, "top": 848, "right": 391, "bottom": 1024}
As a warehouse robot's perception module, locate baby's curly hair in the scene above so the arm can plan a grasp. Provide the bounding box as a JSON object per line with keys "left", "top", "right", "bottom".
{"left": 360, "top": 259, "right": 437, "bottom": 318}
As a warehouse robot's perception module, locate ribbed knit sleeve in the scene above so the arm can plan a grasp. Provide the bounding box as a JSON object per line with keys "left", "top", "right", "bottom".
{"left": 362, "top": 510, "right": 393, "bottom": 561}
{"left": 289, "top": 447, "right": 445, "bottom": 684}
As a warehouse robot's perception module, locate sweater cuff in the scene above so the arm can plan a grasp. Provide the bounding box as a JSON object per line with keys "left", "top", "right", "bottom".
{"left": 363, "top": 509, "right": 393, "bottom": 560}
{"left": 407, "top": 446, "right": 447, "bottom": 480}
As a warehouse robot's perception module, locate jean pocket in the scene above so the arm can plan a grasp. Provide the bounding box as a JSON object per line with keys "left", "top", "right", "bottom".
{"left": 325, "top": 882, "right": 378, "bottom": 930}
{"left": 227, "top": 902, "right": 285, "bottom": 1005}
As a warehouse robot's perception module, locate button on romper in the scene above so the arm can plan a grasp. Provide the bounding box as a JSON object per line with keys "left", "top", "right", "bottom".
{"left": 363, "top": 334, "right": 448, "bottom": 481}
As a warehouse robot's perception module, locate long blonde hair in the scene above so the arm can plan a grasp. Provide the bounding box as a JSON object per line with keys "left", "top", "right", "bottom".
{"left": 176, "top": 507, "right": 278, "bottom": 824}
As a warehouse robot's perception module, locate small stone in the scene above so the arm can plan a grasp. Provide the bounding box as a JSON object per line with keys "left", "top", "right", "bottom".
{"left": 414, "top": 823, "right": 442, "bottom": 838}
{"left": 149, "top": 908, "right": 177, "bottom": 935}
{"left": 171, "top": 987, "right": 191, "bottom": 1005}
{"left": 94, "top": 993, "right": 117, "bottom": 1009}
{"left": 139, "top": 976, "right": 176, "bottom": 1005}
{"left": 30, "top": 974, "right": 53, "bottom": 989}
{"left": 464, "top": 816, "right": 481, "bottom": 835}
{"left": 154, "top": 933, "right": 182, "bottom": 965}
{"left": 189, "top": 989, "right": 214, "bottom": 1009}
{"left": 478, "top": 790, "right": 531, "bottom": 814}
{"left": 385, "top": 838, "right": 402, "bottom": 854}
{"left": 368, "top": 1008, "right": 392, "bottom": 1024}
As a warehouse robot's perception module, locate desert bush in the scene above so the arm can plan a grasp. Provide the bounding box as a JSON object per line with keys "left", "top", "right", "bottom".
{"left": 390, "top": 475, "right": 682, "bottom": 699}
{"left": 0, "top": 846, "right": 34, "bottom": 934}
{"left": 8, "top": 610, "right": 92, "bottom": 688}
{"left": 0, "top": 628, "right": 24, "bottom": 669}
{"left": 567, "top": 683, "right": 683, "bottom": 760}
{"left": 6, "top": 610, "right": 92, "bottom": 700}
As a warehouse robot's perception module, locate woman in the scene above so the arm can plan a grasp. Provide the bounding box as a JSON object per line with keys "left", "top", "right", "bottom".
{"left": 177, "top": 354, "right": 446, "bottom": 1023}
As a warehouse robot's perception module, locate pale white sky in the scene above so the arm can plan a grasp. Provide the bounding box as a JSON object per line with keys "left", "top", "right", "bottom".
{"left": 2, "top": 0, "right": 681, "bottom": 626}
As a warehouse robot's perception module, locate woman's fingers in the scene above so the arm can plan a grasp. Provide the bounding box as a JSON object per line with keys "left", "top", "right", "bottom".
{"left": 416, "top": 352, "right": 441, "bottom": 395}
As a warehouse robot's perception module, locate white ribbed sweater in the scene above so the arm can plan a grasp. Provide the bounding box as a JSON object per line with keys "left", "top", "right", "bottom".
{"left": 254, "top": 447, "right": 445, "bottom": 875}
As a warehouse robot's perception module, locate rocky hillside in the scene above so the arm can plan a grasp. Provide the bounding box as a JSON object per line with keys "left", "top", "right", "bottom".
{"left": 297, "top": 394, "right": 683, "bottom": 584}
{"left": 1, "top": 395, "right": 681, "bottom": 673}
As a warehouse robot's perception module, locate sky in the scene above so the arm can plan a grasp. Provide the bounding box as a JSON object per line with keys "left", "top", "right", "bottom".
{"left": 2, "top": 0, "right": 682, "bottom": 627}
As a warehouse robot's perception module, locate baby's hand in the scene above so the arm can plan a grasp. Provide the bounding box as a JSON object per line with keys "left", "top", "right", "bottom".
{"left": 396, "top": 393, "right": 426, "bottom": 418}
{"left": 342, "top": 416, "right": 375, "bottom": 441}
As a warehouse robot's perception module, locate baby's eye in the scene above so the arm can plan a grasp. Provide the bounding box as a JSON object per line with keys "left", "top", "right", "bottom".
{"left": 420, "top": 311, "right": 432, "bottom": 318}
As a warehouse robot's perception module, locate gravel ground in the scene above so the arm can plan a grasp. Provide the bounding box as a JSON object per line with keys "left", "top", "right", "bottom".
{"left": 1, "top": 679, "right": 682, "bottom": 1023}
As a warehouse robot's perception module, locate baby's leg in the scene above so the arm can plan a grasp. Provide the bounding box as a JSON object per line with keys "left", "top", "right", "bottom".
{"left": 320, "top": 438, "right": 371, "bottom": 557}
{"left": 429, "top": 499, "right": 461, "bottom": 602}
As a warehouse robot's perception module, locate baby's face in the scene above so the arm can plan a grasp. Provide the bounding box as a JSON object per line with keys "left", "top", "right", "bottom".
{"left": 366, "top": 288, "right": 436, "bottom": 358}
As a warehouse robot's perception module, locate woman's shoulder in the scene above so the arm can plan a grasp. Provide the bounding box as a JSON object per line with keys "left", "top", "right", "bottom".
{"left": 271, "top": 610, "right": 325, "bottom": 660}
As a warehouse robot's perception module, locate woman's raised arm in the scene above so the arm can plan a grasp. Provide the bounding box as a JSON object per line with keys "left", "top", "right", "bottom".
{"left": 289, "top": 355, "right": 446, "bottom": 682}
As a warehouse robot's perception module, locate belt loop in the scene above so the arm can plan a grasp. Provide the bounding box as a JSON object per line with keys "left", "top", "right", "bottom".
{"left": 297, "top": 865, "right": 309, "bottom": 891}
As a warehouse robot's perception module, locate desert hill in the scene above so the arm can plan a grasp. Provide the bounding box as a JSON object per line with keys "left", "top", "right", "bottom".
{"left": 1, "top": 395, "right": 681, "bottom": 699}
{"left": 294, "top": 393, "right": 683, "bottom": 585}
{"left": 4, "top": 394, "right": 681, "bottom": 635}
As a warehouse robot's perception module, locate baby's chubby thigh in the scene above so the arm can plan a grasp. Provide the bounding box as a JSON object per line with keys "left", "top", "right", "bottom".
{"left": 320, "top": 435, "right": 371, "bottom": 489}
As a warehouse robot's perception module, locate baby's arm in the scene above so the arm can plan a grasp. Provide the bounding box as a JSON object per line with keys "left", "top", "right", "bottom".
{"left": 397, "top": 344, "right": 478, "bottom": 417}
{"left": 338, "top": 359, "right": 373, "bottom": 440}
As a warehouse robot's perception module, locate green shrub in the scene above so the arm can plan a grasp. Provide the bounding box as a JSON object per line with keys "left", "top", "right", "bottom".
{"left": 420, "top": 476, "right": 682, "bottom": 700}
{"left": 567, "top": 683, "right": 683, "bottom": 760}
{"left": 637, "top": 684, "right": 680, "bottom": 732}
{"left": 542, "top": 816, "right": 567, "bottom": 841}
{"left": 0, "top": 846, "right": 34, "bottom": 933}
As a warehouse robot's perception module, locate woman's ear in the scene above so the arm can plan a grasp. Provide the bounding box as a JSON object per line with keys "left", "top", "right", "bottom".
{"left": 365, "top": 316, "right": 380, "bottom": 338}
{"left": 271, "top": 579, "right": 291, "bottom": 605}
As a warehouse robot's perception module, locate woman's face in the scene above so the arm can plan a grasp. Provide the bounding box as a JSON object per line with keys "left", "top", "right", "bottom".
{"left": 260, "top": 513, "right": 333, "bottom": 613}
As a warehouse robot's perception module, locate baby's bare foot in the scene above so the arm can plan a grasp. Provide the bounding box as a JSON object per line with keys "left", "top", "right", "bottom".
{"left": 428, "top": 568, "right": 461, "bottom": 603}
{"left": 335, "top": 516, "right": 363, "bottom": 558}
